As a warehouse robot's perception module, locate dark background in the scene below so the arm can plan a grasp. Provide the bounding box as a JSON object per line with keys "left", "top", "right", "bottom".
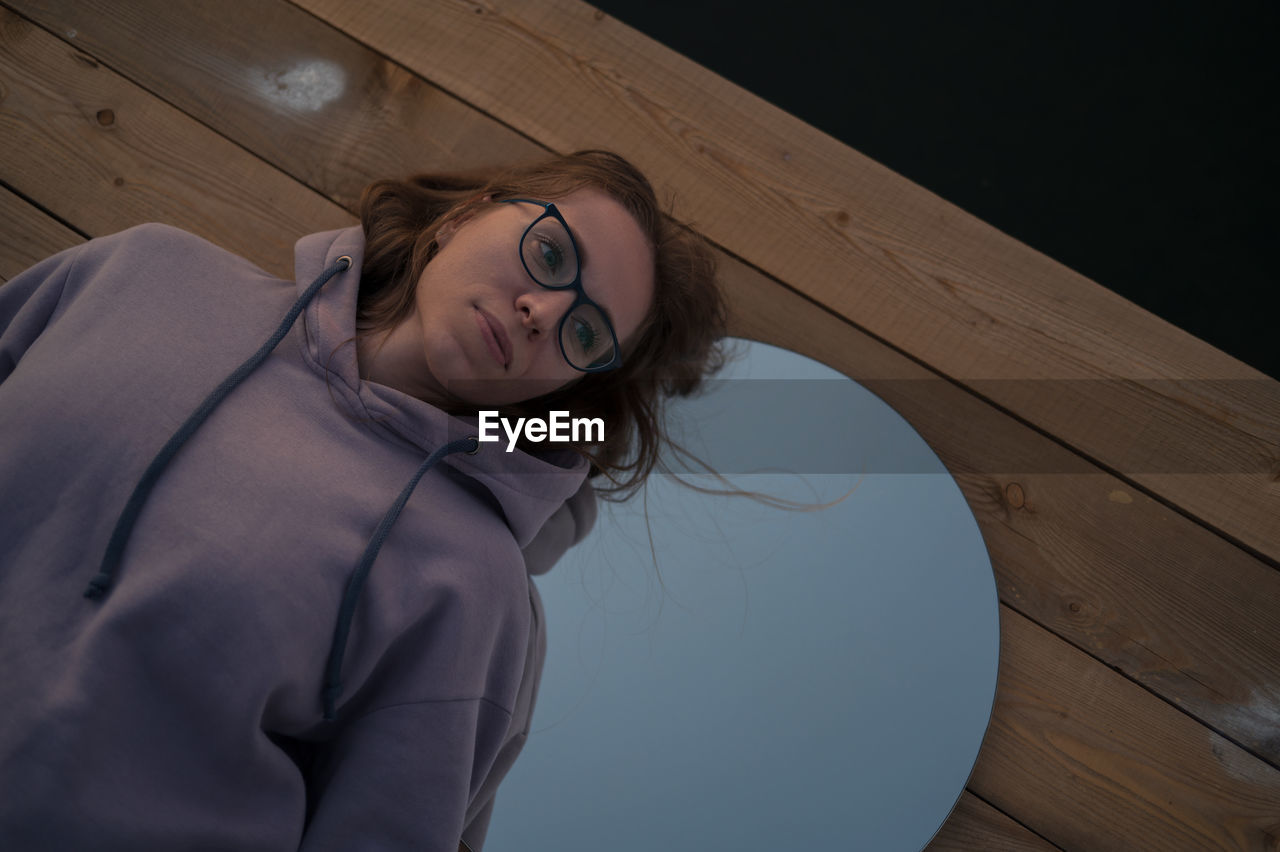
{"left": 590, "top": 1, "right": 1277, "bottom": 378}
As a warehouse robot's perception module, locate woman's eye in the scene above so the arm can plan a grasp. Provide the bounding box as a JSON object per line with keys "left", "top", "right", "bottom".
{"left": 571, "top": 316, "right": 598, "bottom": 353}
{"left": 533, "top": 236, "right": 564, "bottom": 274}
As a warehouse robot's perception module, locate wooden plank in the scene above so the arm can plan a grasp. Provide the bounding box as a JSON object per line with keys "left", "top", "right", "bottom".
{"left": 971, "top": 608, "right": 1280, "bottom": 851}
{"left": 722, "top": 254, "right": 1280, "bottom": 766}
{"left": 0, "top": 186, "right": 83, "bottom": 281}
{"left": 14, "top": 0, "right": 1278, "bottom": 768}
{"left": 290, "top": 0, "right": 1280, "bottom": 564}
{"left": 0, "top": 8, "right": 352, "bottom": 277}
{"left": 11, "top": 0, "right": 543, "bottom": 212}
{"left": 926, "top": 793, "right": 1062, "bottom": 852}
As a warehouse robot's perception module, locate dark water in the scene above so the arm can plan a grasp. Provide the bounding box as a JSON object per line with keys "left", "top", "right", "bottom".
{"left": 591, "top": 1, "right": 1278, "bottom": 379}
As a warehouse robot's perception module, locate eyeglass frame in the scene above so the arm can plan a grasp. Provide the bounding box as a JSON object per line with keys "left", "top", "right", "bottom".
{"left": 499, "top": 198, "right": 623, "bottom": 373}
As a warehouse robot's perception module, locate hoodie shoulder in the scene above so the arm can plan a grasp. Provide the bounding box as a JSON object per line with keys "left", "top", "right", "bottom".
{"left": 94, "top": 222, "right": 225, "bottom": 255}
{"left": 59, "top": 224, "right": 273, "bottom": 292}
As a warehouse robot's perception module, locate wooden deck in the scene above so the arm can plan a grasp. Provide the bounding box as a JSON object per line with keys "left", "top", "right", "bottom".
{"left": 1, "top": 1, "right": 1277, "bottom": 848}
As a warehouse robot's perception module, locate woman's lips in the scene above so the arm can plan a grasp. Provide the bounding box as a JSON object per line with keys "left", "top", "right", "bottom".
{"left": 475, "top": 307, "right": 511, "bottom": 368}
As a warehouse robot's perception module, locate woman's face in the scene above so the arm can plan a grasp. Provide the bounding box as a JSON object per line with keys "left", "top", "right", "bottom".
{"left": 384, "top": 188, "right": 656, "bottom": 409}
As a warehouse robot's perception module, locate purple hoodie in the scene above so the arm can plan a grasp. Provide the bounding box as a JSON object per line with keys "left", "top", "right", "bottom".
{"left": 0, "top": 223, "right": 595, "bottom": 850}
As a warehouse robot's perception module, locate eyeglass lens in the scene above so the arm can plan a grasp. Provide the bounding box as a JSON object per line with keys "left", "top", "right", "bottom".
{"left": 559, "top": 302, "right": 614, "bottom": 370}
{"left": 521, "top": 216, "right": 578, "bottom": 286}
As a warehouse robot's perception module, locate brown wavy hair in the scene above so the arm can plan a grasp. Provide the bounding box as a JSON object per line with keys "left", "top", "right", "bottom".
{"left": 356, "top": 150, "right": 728, "bottom": 499}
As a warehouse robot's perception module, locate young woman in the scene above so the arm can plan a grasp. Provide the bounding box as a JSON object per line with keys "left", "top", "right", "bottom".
{"left": 0, "top": 150, "right": 726, "bottom": 851}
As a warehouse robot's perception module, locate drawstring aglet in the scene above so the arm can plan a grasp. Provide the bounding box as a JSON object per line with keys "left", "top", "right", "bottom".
{"left": 322, "top": 683, "right": 341, "bottom": 722}
{"left": 84, "top": 572, "right": 114, "bottom": 600}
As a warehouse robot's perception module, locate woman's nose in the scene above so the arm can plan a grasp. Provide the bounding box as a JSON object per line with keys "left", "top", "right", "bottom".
{"left": 516, "top": 288, "right": 577, "bottom": 337}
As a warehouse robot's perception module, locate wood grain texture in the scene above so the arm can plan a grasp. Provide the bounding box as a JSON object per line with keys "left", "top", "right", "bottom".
{"left": 289, "top": 0, "right": 1280, "bottom": 563}
{"left": 0, "top": 187, "right": 83, "bottom": 281}
{"left": 12, "top": 0, "right": 1277, "bottom": 772}
{"left": 972, "top": 608, "right": 1280, "bottom": 851}
{"left": 926, "top": 793, "right": 1062, "bottom": 851}
{"left": 10, "top": 0, "right": 543, "bottom": 211}
{"left": 0, "top": 8, "right": 353, "bottom": 277}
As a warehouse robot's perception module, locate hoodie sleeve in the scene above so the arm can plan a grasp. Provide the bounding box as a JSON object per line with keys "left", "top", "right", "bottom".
{"left": 300, "top": 697, "right": 514, "bottom": 852}
{"left": 298, "top": 481, "right": 595, "bottom": 851}
{"left": 0, "top": 241, "right": 82, "bottom": 383}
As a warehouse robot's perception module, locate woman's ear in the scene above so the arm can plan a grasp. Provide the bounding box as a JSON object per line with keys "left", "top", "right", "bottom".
{"left": 436, "top": 194, "right": 494, "bottom": 249}
{"left": 435, "top": 218, "right": 461, "bottom": 248}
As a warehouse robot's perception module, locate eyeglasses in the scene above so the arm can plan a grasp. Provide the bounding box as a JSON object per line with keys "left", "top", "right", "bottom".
{"left": 500, "top": 198, "right": 622, "bottom": 373}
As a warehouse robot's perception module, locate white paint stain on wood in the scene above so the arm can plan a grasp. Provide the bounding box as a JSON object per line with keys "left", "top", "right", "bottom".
{"left": 249, "top": 60, "right": 345, "bottom": 112}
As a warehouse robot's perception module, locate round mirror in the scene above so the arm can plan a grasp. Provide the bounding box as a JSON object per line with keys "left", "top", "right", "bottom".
{"left": 489, "top": 340, "right": 1000, "bottom": 850}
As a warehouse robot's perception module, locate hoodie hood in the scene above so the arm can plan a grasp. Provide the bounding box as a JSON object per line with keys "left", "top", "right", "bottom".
{"left": 294, "top": 227, "right": 589, "bottom": 548}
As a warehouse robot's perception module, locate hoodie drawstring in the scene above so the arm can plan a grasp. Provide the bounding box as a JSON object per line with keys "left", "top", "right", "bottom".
{"left": 84, "top": 255, "right": 353, "bottom": 601}
{"left": 322, "top": 435, "right": 479, "bottom": 721}
{"left": 81, "top": 253, "right": 486, "bottom": 723}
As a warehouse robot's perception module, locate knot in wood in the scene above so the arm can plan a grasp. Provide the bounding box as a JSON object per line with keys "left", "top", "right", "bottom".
{"left": 97, "top": 109, "right": 115, "bottom": 126}
{"left": 1004, "top": 481, "right": 1025, "bottom": 509}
